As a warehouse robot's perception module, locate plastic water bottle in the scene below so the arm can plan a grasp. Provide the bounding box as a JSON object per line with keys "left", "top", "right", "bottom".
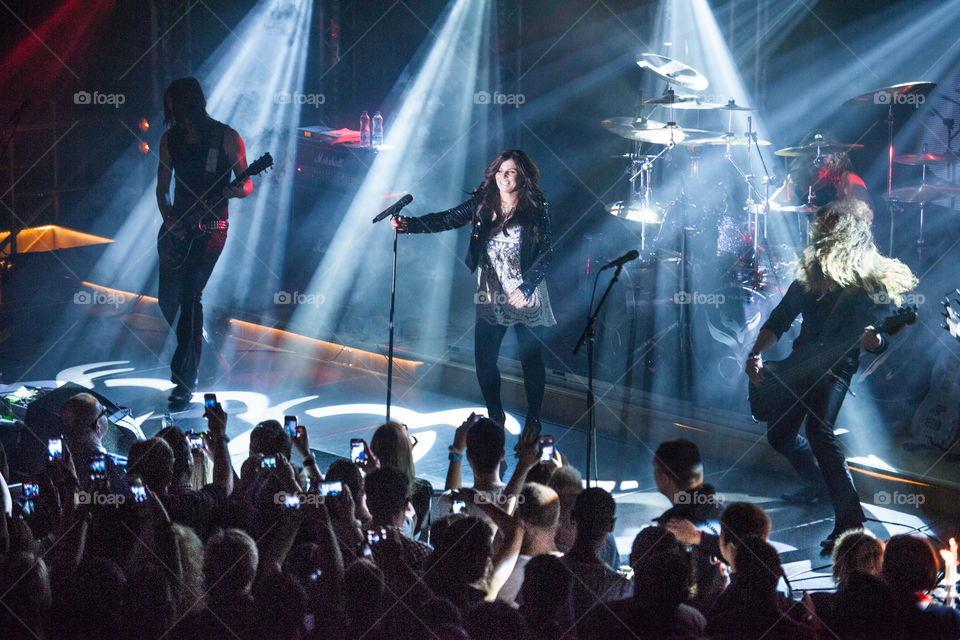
{"left": 360, "top": 110, "right": 371, "bottom": 147}
{"left": 372, "top": 110, "right": 383, "bottom": 147}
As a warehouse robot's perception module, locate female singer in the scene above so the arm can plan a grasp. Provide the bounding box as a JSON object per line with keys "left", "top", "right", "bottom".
{"left": 393, "top": 150, "right": 555, "bottom": 433}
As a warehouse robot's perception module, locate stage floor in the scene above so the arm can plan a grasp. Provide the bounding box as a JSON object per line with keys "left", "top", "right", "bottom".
{"left": 1, "top": 288, "right": 954, "bottom": 595}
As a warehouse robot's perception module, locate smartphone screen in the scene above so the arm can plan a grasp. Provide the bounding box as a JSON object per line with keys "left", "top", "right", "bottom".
{"left": 204, "top": 393, "right": 217, "bottom": 408}
{"left": 452, "top": 500, "right": 466, "bottom": 514}
{"left": 130, "top": 480, "right": 147, "bottom": 503}
{"left": 90, "top": 455, "right": 107, "bottom": 481}
{"left": 47, "top": 438, "right": 62, "bottom": 461}
{"left": 284, "top": 415, "right": 297, "bottom": 437}
{"left": 321, "top": 481, "right": 342, "bottom": 497}
{"left": 283, "top": 495, "right": 301, "bottom": 509}
{"left": 261, "top": 457, "right": 277, "bottom": 469}
{"left": 350, "top": 439, "right": 365, "bottom": 464}
{"left": 539, "top": 435, "right": 554, "bottom": 462}
{"left": 188, "top": 433, "right": 205, "bottom": 449}
{"left": 22, "top": 482, "right": 39, "bottom": 499}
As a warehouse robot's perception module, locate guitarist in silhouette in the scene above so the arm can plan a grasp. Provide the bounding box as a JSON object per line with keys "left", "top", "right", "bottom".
{"left": 156, "top": 77, "right": 251, "bottom": 406}
{"left": 744, "top": 198, "right": 916, "bottom": 552}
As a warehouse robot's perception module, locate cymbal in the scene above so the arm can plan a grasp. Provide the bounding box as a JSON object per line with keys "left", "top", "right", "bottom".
{"left": 774, "top": 142, "right": 864, "bottom": 157}
{"left": 684, "top": 132, "right": 772, "bottom": 147}
{"left": 887, "top": 183, "right": 960, "bottom": 203}
{"left": 636, "top": 53, "right": 709, "bottom": 91}
{"left": 601, "top": 117, "right": 712, "bottom": 145}
{"left": 607, "top": 201, "right": 664, "bottom": 224}
{"left": 716, "top": 99, "right": 755, "bottom": 111}
{"left": 644, "top": 94, "right": 725, "bottom": 110}
{"left": 893, "top": 152, "right": 958, "bottom": 166}
{"left": 845, "top": 81, "right": 936, "bottom": 106}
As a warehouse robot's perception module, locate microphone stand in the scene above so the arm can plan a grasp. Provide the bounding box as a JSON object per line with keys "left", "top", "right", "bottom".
{"left": 386, "top": 220, "right": 399, "bottom": 422}
{"left": 573, "top": 263, "right": 625, "bottom": 486}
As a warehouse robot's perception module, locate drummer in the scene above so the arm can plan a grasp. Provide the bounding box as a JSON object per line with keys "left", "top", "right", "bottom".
{"left": 771, "top": 131, "right": 870, "bottom": 214}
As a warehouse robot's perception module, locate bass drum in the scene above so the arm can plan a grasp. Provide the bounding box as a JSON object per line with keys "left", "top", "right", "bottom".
{"left": 592, "top": 257, "right": 664, "bottom": 390}
{"left": 689, "top": 286, "right": 794, "bottom": 410}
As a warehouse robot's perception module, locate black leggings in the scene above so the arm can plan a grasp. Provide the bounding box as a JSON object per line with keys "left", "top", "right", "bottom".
{"left": 474, "top": 318, "right": 546, "bottom": 426}
{"left": 766, "top": 374, "right": 865, "bottom": 527}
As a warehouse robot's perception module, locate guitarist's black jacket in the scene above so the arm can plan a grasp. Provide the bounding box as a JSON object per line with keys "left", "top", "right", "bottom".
{"left": 761, "top": 280, "right": 889, "bottom": 383}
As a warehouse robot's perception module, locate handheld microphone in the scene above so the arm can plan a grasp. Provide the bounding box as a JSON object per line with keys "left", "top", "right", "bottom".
{"left": 600, "top": 249, "right": 639, "bottom": 271}
{"left": 372, "top": 194, "right": 413, "bottom": 224}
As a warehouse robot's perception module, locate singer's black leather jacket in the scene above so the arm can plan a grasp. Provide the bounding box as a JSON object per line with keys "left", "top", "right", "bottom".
{"left": 403, "top": 194, "right": 552, "bottom": 299}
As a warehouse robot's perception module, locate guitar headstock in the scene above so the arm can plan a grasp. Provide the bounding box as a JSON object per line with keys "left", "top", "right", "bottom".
{"left": 944, "top": 291, "right": 960, "bottom": 343}
{"left": 880, "top": 304, "right": 919, "bottom": 335}
{"left": 246, "top": 152, "right": 274, "bottom": 177}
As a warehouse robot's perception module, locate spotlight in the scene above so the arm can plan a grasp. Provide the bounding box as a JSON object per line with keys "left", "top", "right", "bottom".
{"left": 138, "top": 118, "right": 149, "bottom": 132}
{"left": 138, "top": 141, "right": 149, "bottom": 154}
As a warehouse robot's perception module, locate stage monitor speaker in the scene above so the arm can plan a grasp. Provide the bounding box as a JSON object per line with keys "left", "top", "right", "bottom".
{"left": 4, "top": 382, "right": 140, "bottom": 481}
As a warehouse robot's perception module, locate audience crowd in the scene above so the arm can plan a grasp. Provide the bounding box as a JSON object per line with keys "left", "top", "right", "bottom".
{"left": 0, "top": 391, "right": 958, "bottom": 639}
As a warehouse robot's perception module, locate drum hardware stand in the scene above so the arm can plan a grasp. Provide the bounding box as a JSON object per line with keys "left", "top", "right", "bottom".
{"left": 724, "top": 116, "right": 776, "bottom": 275}
{"left": 628, "top": 143, "right": 673, "bottom": 253}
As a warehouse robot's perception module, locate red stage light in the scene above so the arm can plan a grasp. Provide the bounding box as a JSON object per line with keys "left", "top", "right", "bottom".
{"left": 138, "top": 141, "right": 149, "bottom": 154}
{"left": 138, "top": 118, "right": 149, "bottom": 132}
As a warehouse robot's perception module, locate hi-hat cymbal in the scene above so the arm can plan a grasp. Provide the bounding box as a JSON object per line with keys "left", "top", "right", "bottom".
{"left": 887, "top": 183, "right": 960, "bottom": 203}
{"left": 601, "top": 117, "right": 712, "bottom": 145}
{"left": 845, "top": 81, "right": 936, "bottom": 106}
{"left": 893, "top": 152, "right": 958, "bottom": 166}
{"left": 684, "top": 132, "right": 772, "bottom": 147}
{"left": 636, "top": 53, "right": 709, "bottom": 91}
{"left": 716, "top": 99, "right": 755, "bottom": 111}
{"left": 775, "top": 142, "right": 864, "bottom": 157}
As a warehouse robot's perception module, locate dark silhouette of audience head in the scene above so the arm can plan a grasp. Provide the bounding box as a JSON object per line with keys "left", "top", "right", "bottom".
{"left": 156, "top": 426, "right": 194, "bottom": 485}
{"left": 249, "top": 419, "right": 292, "bottom": 460}
{"left": 466, "top": 417, "right": 505, "bottom": 475}
{"left": 364, "top": 466, "right": 411, "bottom": 527}
{"left": 128, "top": 437, "right": 175, "bottom": 491}
{"left": 719, "top": 501, "right": 771, "bottom": 568}
{"left": 883, "top": 533, "right": 939, "bottom": 596}
{"left": 653, "top": 438, "right": 703, "bottom": 496}
{"left": 519, "top": 554, "right": 574, "bottom": 636}
{"left": 571, "top": 487, "right": 617, "bottom": 550}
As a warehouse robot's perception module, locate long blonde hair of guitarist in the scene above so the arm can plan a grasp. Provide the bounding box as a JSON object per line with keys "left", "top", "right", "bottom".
{"left": 797, "top": 198, "right": 918, "bottom": 305}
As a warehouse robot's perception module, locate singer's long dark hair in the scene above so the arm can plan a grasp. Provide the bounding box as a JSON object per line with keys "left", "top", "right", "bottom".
{"left": 474, "top": 149, "right": 545, "bottom": 240}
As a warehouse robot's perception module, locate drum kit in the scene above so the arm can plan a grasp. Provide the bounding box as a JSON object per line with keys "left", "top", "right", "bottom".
{"left": 596, "top": 53, "right": 957, "bottom": 386}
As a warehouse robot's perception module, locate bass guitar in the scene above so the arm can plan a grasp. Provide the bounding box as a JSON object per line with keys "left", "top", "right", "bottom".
{"left": 158, "top": 152, "right": 273, "bottom": 269}
{"left": 909, "top": 292, "right": 960, "bottom": 449}
{"left": 749, "top": 305, "right": 918, "bottom": 423}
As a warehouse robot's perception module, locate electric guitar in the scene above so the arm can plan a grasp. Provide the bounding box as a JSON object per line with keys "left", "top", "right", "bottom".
{"left": 909, "top": 292, "right": 960, "bottom": 449}
{"left": 945, "top": 291, "right": 960, "bottom": 344}
{"left": 158, "top": 152, "right": 273, "bottom": 269}
{"left": 749, "top": 305, "right": 918, "bottom": 423}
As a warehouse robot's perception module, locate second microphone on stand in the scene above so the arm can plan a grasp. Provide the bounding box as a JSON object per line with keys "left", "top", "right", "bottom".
{"left": 599, "top": 249, "right": 639, "bottom": 271}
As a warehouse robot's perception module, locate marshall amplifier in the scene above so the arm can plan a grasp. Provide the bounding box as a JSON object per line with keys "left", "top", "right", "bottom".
{"left": 294, "top": 126, "right": 378, "bottom": 194}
